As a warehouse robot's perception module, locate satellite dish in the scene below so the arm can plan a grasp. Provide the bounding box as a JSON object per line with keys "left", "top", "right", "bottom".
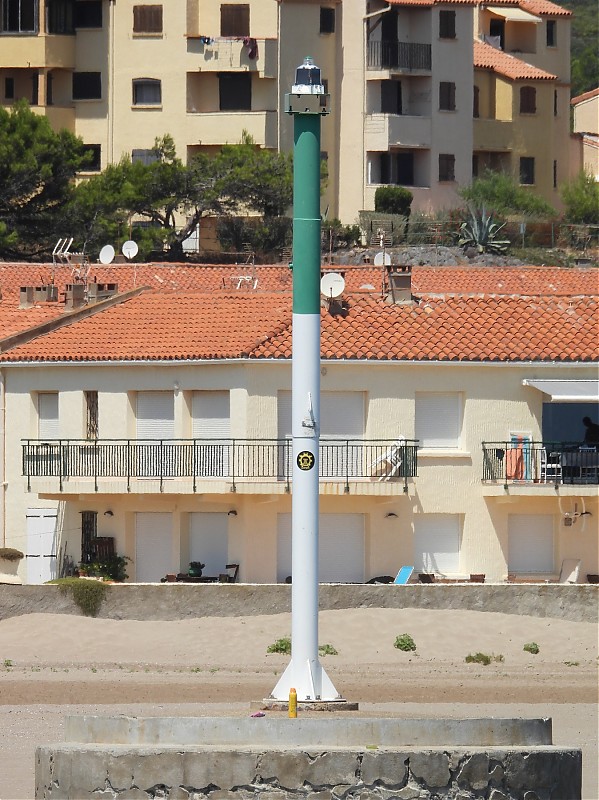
{"left": 373, "top": 251, "right": 391, "bottom": 267}
{"left": 320, "top": 272, "right": 345, "bottom": 299}
{"left": 98, "top": 244, "right": 115, "bottom": 265}
{"left": 122, "top": 240, "right": 139, "bottom": 260}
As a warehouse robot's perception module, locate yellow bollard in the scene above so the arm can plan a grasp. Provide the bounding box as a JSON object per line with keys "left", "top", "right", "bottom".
{"left": 288, "top": 687, "right": 297, "bottom": 718}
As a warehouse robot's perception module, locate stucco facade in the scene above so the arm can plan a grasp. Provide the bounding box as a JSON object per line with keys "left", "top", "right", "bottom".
{"left": 0, "top": 0, "right": 571, "bottom": 225}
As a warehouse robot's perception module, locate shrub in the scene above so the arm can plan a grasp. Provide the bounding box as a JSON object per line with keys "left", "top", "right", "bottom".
{"left": 375, "top": 186, "right": 413, "bottom": 217}
{"left": 267, "top": 637, "right": 291, "bottom": 655}
{"left": 561, "top": 169, "right": 599, "bottom": 225}
{"left": 465, "top": 652, "right": 504, "bottom": 665}
{"left": 458, "top": 206, "right": 510, "bottom": 254}
{"left": 394, "top": 633, "right": 416, "bottom": 652}
{"left": 0, "top": 547, "right": 24, "bottom": 561}
{"left": 318, "top": 644, "right": 338, "bottom": 656}
{"left": 53, "top": 577, "right": 107, "bottom": 617}
{"left": 79, "top": 554, "right": 130, "bottom": 582}
{"left": 523, "top": 642, "right": 540, "bottom": 655}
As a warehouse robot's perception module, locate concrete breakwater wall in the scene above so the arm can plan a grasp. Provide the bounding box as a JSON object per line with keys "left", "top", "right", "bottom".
{"left": 1, "top": 583, "right": 597, "bottom": 623}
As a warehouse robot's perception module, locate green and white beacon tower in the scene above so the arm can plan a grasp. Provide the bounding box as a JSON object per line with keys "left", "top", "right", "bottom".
{"left": 272, "top": 58, "right": 342, "bottom": 704}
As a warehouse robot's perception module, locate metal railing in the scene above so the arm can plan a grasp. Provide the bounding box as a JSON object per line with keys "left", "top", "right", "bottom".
{"left": 482, "top": 441, "right": 598, "bottom": 487}
{"left": 22, "top": 438, "right": 419, "bottom": 493}
{"left": 367, "top": 40, "right": 432, "bottom": 72}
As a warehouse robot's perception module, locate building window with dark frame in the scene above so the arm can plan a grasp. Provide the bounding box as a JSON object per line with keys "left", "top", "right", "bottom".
{"left": 473, "top": 85, "right": 480, "bottom": 118}
{"left": 519, "top": 156, "right": 535, "bottom": 185}
{"left": 72, "top": 72, "right": 102, "bottom": 100}
{"left": 133, "top": 4, "right": 162, "bottom": 34}
{"left": 546, "top": 19, "right": 556, "bottom": 47}
{"left": 4, "top": 76, "right": 14, "bottom": 100}
{"left": 472, "top": 154, "right": 479, "bottom": 178}
{"left": 81, "top": 144, "right": 101, "bottom": 172}
{"left": 85, "top": 391, "right": 99, "bottom": 438}
{"left": 218, "top": 72, "right": 251, "bottom": 111}
{"left": 220, "top": 4, "right": 249, "bottom": 36}
{"left": 80, "top": 510, "right": 97, "bottom": 565}
{"left": 439, "top": 9, "right": 456, "bottom": 39}
{"left": 519, "top": 85, "right": 536, "bottom": 114}
{"left": 47, "top": 0, "right": 74, "bottom": 34}
{"left": 553, "top": 89, "right": 558, "bottom": 117}
{"left": 132, "top": 78, "right": 162, "bottom": 105}
{"left": 439, "top": 81, "right": 456, "bottom": 111}
{"left": 439, "top": 153, "right": 455, "bottom": 182}
{"left": 74, "top": 0, "right": 102, "bottom": 29}
{"left": 132, "top": 148, "right": 159, "bottom": 165}
{"left": 1, "top": 0, "right": 38, "bottom": 32}
{"left": 553, "top": 159, "right": 558, "bottom": 189}
{"left": 320, "top": 6, "right": 335, "bottom": 34}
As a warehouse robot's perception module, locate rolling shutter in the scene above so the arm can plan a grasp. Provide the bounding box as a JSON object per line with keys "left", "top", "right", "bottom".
{"left": 192, "top": 391, "right": 230, "bottom": 476}
{"left": 414, "top": 514, "right": 460, "bottom": 573}
{"left": 135, "top": 512, "right": 172, "bottom": 582}
{"left": 136, "top": 392, "right": 174, "bottom": 439}
{"left": 415, "top": 393, "right": 461, "bottom": 448}
{"left": 189, "top": 512, "right": 228, "bottom": 576}
{"left": 508, "top": 514, "right": 554, "bottom": 573}
{"left": 38, "top": 393, "right": 59, "bottom": 439}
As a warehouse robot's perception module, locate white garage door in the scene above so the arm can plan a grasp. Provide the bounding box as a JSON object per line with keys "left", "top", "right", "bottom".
{"left": 277, "top": 513, "right": 364, "bottom": 583}
{"left": 414, "top": 515, "right": 460, "bottom": 574}
{"left": 189, "top": 512, "right": 228, "bottom": 576}
{"left": 508, "top": 514, "right": 554, "bottom": 573}
{"left": 135, "top": 512, "right": 172, "bottom": 582}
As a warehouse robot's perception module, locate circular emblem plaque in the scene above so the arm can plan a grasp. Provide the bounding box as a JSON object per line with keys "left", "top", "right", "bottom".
{"left": 297, "top": 451, "right": 315, "bottom": 471}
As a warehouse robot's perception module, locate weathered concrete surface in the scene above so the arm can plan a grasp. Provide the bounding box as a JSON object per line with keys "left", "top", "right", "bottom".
{"left": 64, "top": 716, "right": 553, "bottom": 748}
{"left": 35, "top": 744, "right": 582, "bottom": 799}
{"left": 2, "top": 583, "right": 597, "bottom": 623}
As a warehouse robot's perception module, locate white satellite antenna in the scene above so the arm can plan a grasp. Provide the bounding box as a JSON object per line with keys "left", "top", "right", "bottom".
{"left": 320, "top": 272, "right": 345, "bottom": 299}
{"left": 373, "top": 251, "right": 391, "bottom": 267}
{"left": 122, "top": 240, "right": 139, "bottom": 260}
{"left": 98, "top": 244, "right": 115, "bottom": 265}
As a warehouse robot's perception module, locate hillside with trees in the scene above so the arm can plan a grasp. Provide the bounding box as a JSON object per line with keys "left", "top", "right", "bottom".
{"left": 559, "top": 0, "right": 598, "bottom": 97}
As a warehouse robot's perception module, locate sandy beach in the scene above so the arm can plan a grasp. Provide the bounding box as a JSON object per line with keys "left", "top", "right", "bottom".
{"left": 0, "top": 607, "right": 597, "bottom": 798}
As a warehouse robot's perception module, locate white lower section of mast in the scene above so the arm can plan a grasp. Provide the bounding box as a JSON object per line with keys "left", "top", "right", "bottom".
{"left": 271, "top": 313, "right": 340, "bottom": 702}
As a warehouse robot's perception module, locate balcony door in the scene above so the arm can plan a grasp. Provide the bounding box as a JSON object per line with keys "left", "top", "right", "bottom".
{"left": 26, "top": 507, "right": 58, "bottom": 585}
{"left": 136, "top": 392, "right": 175, "bottom": 477}
{"left": 414, "top": 515, "right": 460, "bottom": 574}
{"left": 189, "top": 512, "right": 228, "bottom": 577}
{"left": 135, "top": 512, "right": 172, "bottom": 582}
{"left": 192, "top": 391, "right": 230, "bottom": 477}
{"left": 508, "top": 514, "right": 554, "bottom": 574}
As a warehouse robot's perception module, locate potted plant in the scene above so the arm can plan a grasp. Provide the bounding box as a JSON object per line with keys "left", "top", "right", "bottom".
{"left": 188, "top": 561, "right": 205, "bottom": 578}
{"left": 0, "top": 547, "right": 24, "bottom": 585}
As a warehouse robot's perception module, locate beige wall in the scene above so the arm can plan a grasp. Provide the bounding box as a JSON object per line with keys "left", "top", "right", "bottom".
{"left": 573, "top": 95, "right": 599, "bottom": 135}
{"left": 4, "top": 359, "right": 597, "bottom": 584}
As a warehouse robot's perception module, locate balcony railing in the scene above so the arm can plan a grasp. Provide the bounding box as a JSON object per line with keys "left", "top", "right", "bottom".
{"left": 22, "top": 438, "right": 419, "bottom": 493}
{"left": 482, "top": 442, "right": 599, "bottom": 487}
{"left": 367, "top": 40, "right": 431, "bottom": 72}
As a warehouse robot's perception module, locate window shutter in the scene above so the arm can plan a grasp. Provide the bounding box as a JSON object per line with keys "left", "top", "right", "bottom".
{"left": 192, "top": 391, "right": 230, "bottom": 438}
{"left": 277, "top": 391, "right": 364, "bottom": 438}
{"left": 414, "top": 515, "right": 460, "bottom": 573}
{"left": 508, "top": 514, "right": 554, "bottom": 573}
{"left": 220, "top": 4, "right": 250, "bottom": 36}
{"left": 133, "top": 5, "right": 163, "bottom": 33}
{"left": 39, "top": 393, "right": 59, "bottom": 439}
{"left": 416, "top": 393, "right": 461, "bottom": 448}
{"left": 136, "top": 392, "right": 174, "bottom": 439}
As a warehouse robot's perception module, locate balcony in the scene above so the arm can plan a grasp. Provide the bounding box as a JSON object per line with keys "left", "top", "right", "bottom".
{"left": 22, "top": 438, "right": 419, "bottom": 495}
{"left": 185, "top": 110, "right": 277, "bottom": 148}
{"left": 365, "top": 113, "right": 431, "bottom": 150}
{"left": 482, "top": 442, "right": 599, "bottom": 490}
{"left": 187, "top": 37, "right": 277, "bottom": 79}
{"left": 473, "top": 119, "right": 513, "bottom": 151}
{"left": 0, "top": 35, "right": 75, "bottom": 69}
{"left": 367, "top": 41, "right": 431, "bottom": 73}
{"left": 30, "top": 104, "right": 76, "bottom": 132}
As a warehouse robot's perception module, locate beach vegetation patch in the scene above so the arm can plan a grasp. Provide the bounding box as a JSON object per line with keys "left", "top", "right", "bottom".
{"left": 523, "top": 642, "right": 540, "bottom": 654}
{"left": 318, "top": 644, "right": 338, "bottom": 656}
{"left": 51, "top": 577, "right": 107, "bottom": 617}
{"left": 267, "top": 637, "right": 292, "bottom": 655}
{"left": 394, "top": 633, "right": 417, "bottom": 652}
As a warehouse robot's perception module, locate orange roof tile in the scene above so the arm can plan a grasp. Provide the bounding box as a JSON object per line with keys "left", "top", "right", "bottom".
{"left": 387, "top": 0, "right": 570, "bottom": 12}
{"left": 0, "top": 304, "right": 64, "bottom": 341}
{"left": 1, "top": 291, "right": 596, "bottom": 364}
{"left": 473, "top": 40, "right": 557, "bottom": 80}
{"left": 519, "top": 0, "right": 571, "bottom": 17}
{"left": 571, "top": 87, "right": 599, "bottom": 106}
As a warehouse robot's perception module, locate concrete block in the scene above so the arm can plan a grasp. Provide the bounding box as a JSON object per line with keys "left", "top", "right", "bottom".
{"left": 505, "top": 750, "right": 582, "bottom": 795}
{"left": 68, "top": 747, "right": 109, "bottom": 790}
{"left": 258, "top": 749, "right": 358, "bottom": 790}
{"left": 455, "top": 752, "right": 491, "bottom": 789}
{"left": 131, "top": 749, "right": 184, "bottom": 790}
{"left": 408, "top": 751, "right": 450, "bottom": 787}
{"left": 183, "top": 749, "right": 258, "bottom": 790}
{"left": 361, "top": 750, "right": 409, "bottom": 786}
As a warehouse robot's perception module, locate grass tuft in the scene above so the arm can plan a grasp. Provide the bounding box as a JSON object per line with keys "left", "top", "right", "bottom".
{"left": 394, "top": 633, "right": 417, "bottom": 652}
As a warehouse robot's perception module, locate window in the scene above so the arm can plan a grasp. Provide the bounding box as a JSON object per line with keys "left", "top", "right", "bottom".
{"left": 415, "top": 393, "right": 461, "bottom": 449}
{"left": 46, "top": 71, "right": 53, "bottom": 104}
{"left": 546, "top": 19, "right": 556, "bottom": 47}
{"left": 439, "top": 9, "right": 456, "bottom": 39}
{"left": 136, "top": 392, "right": 174, "bottom": 439}
{"left": 553, "top": 89, "right": 558, "bottom": 116}
{"left": 414, "top": 515, "right": 460, "bottom": 574}
{"left": 220, "top": 4, "right": 249, "bottom": 37}
{"left": 47, "top": 0, "right": 74, "bottom": 34}
{"left": 85, "top": 391, "right": 99, "bottom": 439}
{"left": 320, "top": 6, "right": 335, "bottom": 34}
{"left": 473, "top": 85, "right": 479, "bottom": 118}
{"left": 1, "top": 0, "right": 37, "bottom": 32}
{"left": 519, "top": 86, "right": 536, "bottom": 114}
{"left": 381, "top": 80, "right": 402, "bottom": 114}
{"left": 132, "top": 148, "right": 159, "bottom": 165}
{"left": 81, "top": 144, "right": 101, "bottom": 171}
{"left": 133, "top": 4, "right": 162, "bottom": 34}
{"left": 4, "top": 76, "right": 14, "bottom": 99}
{"left": 72, "top": 71, "right": 101, "bottom": 100}
{"left": 438, "top": 153, "right": 455, "bottom": 182}
{"left": 439, "top": 81, "right": 456, "bottom": 111}
{"left": 218, "top": 72, "right": 251, "bottom": 111}
{"left": 38, "top": 393, "right": 59, "bottom": 439}
{"left": 553, "top": 159, "right": 557, "bottom": 189}
{"left": 508, "top": 514, "right": 554, "bottom": 574}
{"left": 472, "top": 153, "right": 479, "bottom": 178}
{"left": 132, "top": 78, "right": 161, "bottom": 105}
{"left": 520, "top": 156, "right": 535, "bottom": 185}
{"left": 75, "top": 0, "right": 102, "bottom": 28}
{"left": 80, "top": 510, "right": 97, "bottom": 565}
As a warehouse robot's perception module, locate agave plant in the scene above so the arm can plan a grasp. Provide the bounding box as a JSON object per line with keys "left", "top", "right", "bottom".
{"left": 458, "top": 205, "right": 510, "bottom": 254}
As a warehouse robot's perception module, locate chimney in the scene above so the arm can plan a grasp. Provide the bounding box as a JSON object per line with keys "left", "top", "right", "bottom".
{"left": 87, "top": 282, "right": 118, "bottom": 304}
{"left": 386, "top": 265, "right": 413, "bottom": 304}
{"left": 64, "top": 283, "right": 86, "bottom": 310}
{"left": 19, "top": 286, "right": 35, "bottom": 309}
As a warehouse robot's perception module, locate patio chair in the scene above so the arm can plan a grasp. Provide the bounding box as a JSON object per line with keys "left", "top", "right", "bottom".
{"left": 557, "top": 559, "right": 581, "bottom": 584}
{"left": 394, "top": 565, "right": 414, "bottom": 584}
{"left": 218, "top": 563, "right": 239, "bottom": 583}
{"left": 540, "top": 448, "right": 562, "bottom": 483}
{"left": 371, "top": 438, "right": 404, "bottom": 481}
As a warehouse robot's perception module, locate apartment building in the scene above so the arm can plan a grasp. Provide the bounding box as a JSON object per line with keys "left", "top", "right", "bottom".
{"left": 0, "top": 262, "right": 597, "bottom": 585}
{"left": 0, "top": 0, "right": 571, "bottom": 224}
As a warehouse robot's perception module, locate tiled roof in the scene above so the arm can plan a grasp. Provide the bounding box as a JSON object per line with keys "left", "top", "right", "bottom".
{"left": 412, "top": 265, "right": 599, "bottom": 296}
{"left": 0, "top": 304, "right": 64, "bottom": 341}
{"left": 1, "top": 291, "right": 596, "bottom": 364}
{"left": 473, "top": 41, "right": 557, "bottom": 80}
{"left": 571, "top": 88, "right": 599, "bottom": 106}
{"left": 519, "top": 0, "right": 571, "bottom": 17}
{"left": 387, "top": 0, "right": 570, "bottom": 12}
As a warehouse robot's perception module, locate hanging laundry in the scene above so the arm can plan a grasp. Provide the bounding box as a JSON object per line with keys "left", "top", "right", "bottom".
{"left": 242, "top": 37, "right": 258, "bottom": 60}
{"left": 199, "top": 36, "right": 213, "bottom": 45}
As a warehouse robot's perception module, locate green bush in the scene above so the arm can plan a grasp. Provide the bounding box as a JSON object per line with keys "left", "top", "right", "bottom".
{"left": 79, "top": 554, "right": 130, "bottom": 582}
{"left": 465, "top": 652, "right": 504, "bottom": 665}
{"left": 394, "top": 633, "right": 416, "bottom": 652}
{"left": 561, "top": 169, "right": 599, "bottom": 225}
{"left": 374, "top": 186, "right": 413, "bottom": 217}
{"left": 0, "top": 547, "right": 24, "bottom": 561}
{"left": 267, "top": 637, "right": 291, "bottom": 655}
{"left": 318, "top": 644, "right": 338, "bottom": 656}
{"left": 523, "top": 642, "right": 540, "bottom": 655}
{"left": 53, "top": 578, "right": 107, "bottom": 617}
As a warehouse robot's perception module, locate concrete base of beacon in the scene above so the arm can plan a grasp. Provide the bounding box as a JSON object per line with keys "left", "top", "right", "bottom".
{"left": 35, "top": 716, "right": 582, "bottom": 799}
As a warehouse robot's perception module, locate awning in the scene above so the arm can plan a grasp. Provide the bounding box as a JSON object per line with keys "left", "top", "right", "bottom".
{"left": 522, "top": 379, "right": 599, "bottom": 402}
{"left": 487, "top": 7, "right": 541, "bottom": 23}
